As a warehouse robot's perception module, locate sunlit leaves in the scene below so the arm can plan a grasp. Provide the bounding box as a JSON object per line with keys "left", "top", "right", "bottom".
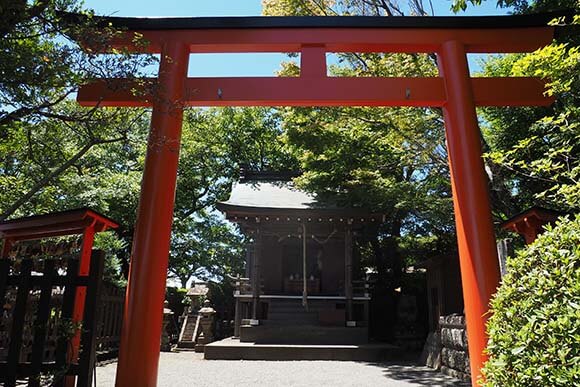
{"left": 482, "top": 15, "right": 580, "bottom": 211}
{"left": 483, "top": 215, "right": 580, "bottom": 387}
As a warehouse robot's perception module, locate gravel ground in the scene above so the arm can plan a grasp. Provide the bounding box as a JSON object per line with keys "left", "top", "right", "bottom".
{"left": 95, "top": 351, "right": 470, "bottom": 387}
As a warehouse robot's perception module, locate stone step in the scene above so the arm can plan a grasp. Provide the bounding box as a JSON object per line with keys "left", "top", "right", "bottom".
{"left": 269, "top": 302, "right": 327, "bottom": 309}
{"left": 240, "top": 324, "right": 368, "bottom": 345}
{"left": 205, "top": 338, "right": 404, "bottom": 361}
{"left": 268, "top": 309, "right": 326, "bottom": 316}
{"left": 261, "top": 319, "right": 320, "bottom": 326}
{"left": 267, "top": 312, "right": 318, "bottom": 321}
{"left": 177, "top": 341, "right": 197, "bottom": 349}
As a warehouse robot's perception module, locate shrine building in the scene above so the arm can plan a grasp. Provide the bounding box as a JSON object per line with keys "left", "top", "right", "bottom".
{"left": 216, "top": 171, "right": 383, "bottom": 345}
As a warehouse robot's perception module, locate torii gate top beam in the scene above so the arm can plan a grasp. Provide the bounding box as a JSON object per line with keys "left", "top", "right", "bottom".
{"left": 89, "top": 13, "right": 562, "bottom": 53}
{"left": 89, "top": 13, "right": 561, "bottom": 53}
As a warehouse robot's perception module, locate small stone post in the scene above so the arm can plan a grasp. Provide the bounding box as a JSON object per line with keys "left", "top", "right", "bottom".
{"left": 194, "top": 300, "right": 216, "bottom": 352}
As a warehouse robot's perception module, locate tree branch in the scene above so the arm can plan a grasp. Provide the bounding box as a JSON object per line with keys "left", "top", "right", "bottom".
{"left": 0, "top": 133, "right": 127, "bottom": 221}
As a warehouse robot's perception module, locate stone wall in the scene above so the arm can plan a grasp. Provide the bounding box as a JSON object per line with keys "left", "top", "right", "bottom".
{"left": 439, "top": 314, "right": 470, "bottom": 381}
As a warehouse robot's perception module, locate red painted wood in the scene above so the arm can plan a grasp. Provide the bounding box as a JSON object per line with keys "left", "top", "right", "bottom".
{"left": 66, "top": 226, "right": 96, "bottom": 385}
{"left": 300, "top": 45, "right": 327, "bottom": 77}
{"left": 77, "top": 76, "right": 552, "bottom": 107}
{"left": 438, "top": 40, "right": 501, "bottom": 386}
{"left": 502, "top": 207, "right": 562, "bottom": 244}
{"left": 114, "top": 41, "right": 189, "bottom": 387}
{"left": 99, "top": 27, "right": 554, "bottom": 54}
{"left": 0, "top": 209, "right": 118, "bottom": 240}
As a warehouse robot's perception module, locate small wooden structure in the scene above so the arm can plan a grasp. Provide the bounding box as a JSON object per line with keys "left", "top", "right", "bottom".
{"left": 217, "top": 173, "right": 379, "bottom": 345}
{"left": 0, "top": 208, "right": 118, "bottom": 386}
{"left": 421, "top": 255, "right": 464, "bottom": 332}
{"left": 501, "top": 206, "right": 563, "bottom": 244}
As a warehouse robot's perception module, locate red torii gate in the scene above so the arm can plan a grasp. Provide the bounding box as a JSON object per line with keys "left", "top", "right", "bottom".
{"left": 76, "top": 13, "right": 563, "bottom": 386}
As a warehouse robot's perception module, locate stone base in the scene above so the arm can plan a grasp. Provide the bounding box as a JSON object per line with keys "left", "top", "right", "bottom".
{"left": 439, "top": 314, "right": 470, "bottom": 382}
{"left": 239, "top": 324, "right": 368, "bottom": 345}
{"left": 205, "top": 337, "right": 403, "bottom": 361}
{"left": 419, "top": 331, "right": 441, "bottom": 369}
{"left": 441, "top": 365, "right": 471, "bottom": 381}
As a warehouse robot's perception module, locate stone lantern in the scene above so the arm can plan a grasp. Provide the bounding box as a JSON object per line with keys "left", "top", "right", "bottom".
{"left": 194, "top": 300, "right": 216, "bottom": 352}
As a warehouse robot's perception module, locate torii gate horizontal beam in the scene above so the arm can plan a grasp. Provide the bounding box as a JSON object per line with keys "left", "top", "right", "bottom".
{"left": 78, "top": 76, "right": 551, "bottom": 107}
{"left": 102, "top": 27, "right": 553, "bottom": 54}
{"left": 79, "top": 13, "right": 563, "bottom": 54}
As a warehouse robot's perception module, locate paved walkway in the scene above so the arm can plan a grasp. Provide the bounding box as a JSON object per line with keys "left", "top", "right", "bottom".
{"left": 95, "top": 352, "right": 470, "bottom": 387}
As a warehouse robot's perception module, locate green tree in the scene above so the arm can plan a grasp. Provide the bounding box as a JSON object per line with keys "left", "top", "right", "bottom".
{"left": 0, "top": 0, "right": 154, "bottom": 222}
{"left": 263, "top": 0, "right": 434, "bottom": 16}
{"left": 456, "top": 2, "right": 580, "bottom": 385}
{"left": 451, "top": 0, "right": 577, "bottom": 13}
{"left": 263, "top": 0, "right": 457, "bottom": 340}
{"left": 169, "top": 212, "right": 245, "bottom": 288}
{"left": 167, "top": 106, "right": 298, "bottom": 286}
{"left": 263, "top": 0, "right": 455, "bottom": 276}
{"left": 0, "top": 1, "right": 294, "bottom": 285}
{"left": 479, "top": 4, "right": 580, "bottom": 216}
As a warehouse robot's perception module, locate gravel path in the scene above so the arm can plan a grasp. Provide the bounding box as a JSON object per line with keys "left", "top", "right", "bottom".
{"left": 95, "top": 352, "right": 470, "bottom": 387}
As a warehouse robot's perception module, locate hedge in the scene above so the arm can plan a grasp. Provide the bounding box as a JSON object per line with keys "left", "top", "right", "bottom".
{"left": 482, "top": 215, "right": 580, "bottom": 386}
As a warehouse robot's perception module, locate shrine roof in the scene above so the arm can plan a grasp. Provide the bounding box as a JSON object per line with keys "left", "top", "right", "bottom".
{"left": 215, "top": 178, "right": 386, "bottom": 222}
{"left": 500, "top": 206, "right": 565, "bottom": 231}
{"left": 217, "top": 181, "right": 328, "bottom": 211}
{"left": 0, "top": 208, "right": 119, "bottom": 241}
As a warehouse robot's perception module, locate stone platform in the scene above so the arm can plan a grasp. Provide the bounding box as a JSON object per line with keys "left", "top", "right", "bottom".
{"left": 240, "top": 324, "right": 368, "bottom": 345}
{"left": 204, "top": 337, "right": 405, "bottom": 361}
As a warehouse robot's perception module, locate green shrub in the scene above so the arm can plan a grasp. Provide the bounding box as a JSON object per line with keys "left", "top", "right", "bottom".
{"left": 482, "top": 215, "right": 580, "bottom": 386}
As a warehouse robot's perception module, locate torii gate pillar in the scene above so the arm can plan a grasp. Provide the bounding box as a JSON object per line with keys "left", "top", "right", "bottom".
{"left": 115, "top": 42, "right": 189, "bottom": 387}
{"left": 439, "top": 40, "right": 501, "bottom": 384}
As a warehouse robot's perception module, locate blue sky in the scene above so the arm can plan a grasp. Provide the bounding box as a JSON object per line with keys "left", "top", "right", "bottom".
{"left": 82, "top": 0, "right": 510, "bottom": 76}
{"left": 83, "top": 0, "right": 509, "bottom": 17}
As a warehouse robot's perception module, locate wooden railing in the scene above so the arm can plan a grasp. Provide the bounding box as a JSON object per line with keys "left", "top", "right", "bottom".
{"left": 0, "top": 251, "right": 105, "bottom": 387}
{"left": 95, "top": 282, "right": 125, "bottom": 358}
{"left": 233, "top": 276, "right": 370, "bottom": 297}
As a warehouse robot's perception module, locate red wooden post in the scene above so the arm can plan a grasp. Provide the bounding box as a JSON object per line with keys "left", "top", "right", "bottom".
{"left": 115, "top": 41, "right": 189, "bottom": 387}
{"left": 300, "top": 45, "right": 327, "bottom": 78}
{"left": 438, "top": 40, "right": 501, "bottom": 385}
{"left": 65, "top": 225, "right": 96, "bottom": 387}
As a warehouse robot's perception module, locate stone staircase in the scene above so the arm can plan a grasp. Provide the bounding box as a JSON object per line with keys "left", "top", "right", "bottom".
{"left": 177, "top": 313, "right": 201, "bottom": 349}
{"left": 239, "top": 299, "right": 367, "bottom": 345}
{"left": 204, "top": 338, "right": 402, "bottom": 361}
{"left": 266, "top": 299, "right": 320, "bottom": 325}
